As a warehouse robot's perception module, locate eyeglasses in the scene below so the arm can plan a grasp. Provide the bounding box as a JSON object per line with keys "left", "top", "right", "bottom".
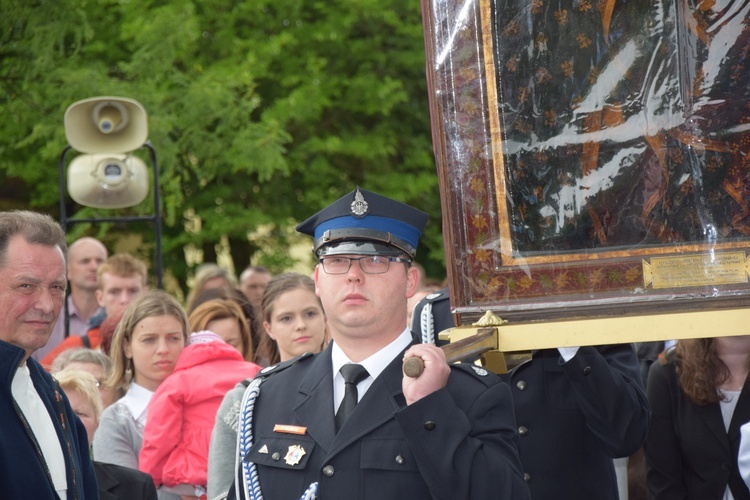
{"left": 318, "top": 255, "right": 411, "bottom": 275}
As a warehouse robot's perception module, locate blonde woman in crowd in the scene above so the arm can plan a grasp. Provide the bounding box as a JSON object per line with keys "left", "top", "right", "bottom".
{"left": 207, "top": 273, "right": 327, "bottom": 500}
{"left": 54, "top": 370, "right": 103, "bottom": 446}
{"left": 92, "top": 290, "right": 188, "bottom": 499}
{"left": 55, "top": 369, "right": 159, "bottom": 499}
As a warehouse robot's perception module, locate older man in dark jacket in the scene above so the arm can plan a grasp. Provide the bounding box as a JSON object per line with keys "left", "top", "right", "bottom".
{"left": 0, "top": 210, "right": 99, "bottom": 499}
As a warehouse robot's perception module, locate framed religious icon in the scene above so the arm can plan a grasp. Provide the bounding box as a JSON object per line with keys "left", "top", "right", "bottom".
{"left": 420, "top": 0, "right": 750, "bottom": 329}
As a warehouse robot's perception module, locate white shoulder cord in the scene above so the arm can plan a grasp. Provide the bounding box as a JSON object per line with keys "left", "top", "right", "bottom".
{"left": 237, "top": 377, "right": 319, "bottom": 500}
{"left": 420, "top": 302, "right": 435, "bottom": 345}
{"left": 238, "top": 377, "right": 263, "bottom": 500}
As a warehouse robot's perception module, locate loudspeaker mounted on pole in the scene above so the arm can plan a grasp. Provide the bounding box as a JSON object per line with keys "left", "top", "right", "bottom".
{"left": 64, "top": 97, "right": 148, "bottom": 154}
{"left": 66, "top": 153, "right": 149, "bottom": 209}
{"left": 60, "top": 96, "right": 163, "bottom": 291}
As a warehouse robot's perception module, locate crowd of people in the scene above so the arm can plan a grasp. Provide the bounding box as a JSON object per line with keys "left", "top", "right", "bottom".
{"left": 2, "top": 188, "right": 750, "bottom": 499}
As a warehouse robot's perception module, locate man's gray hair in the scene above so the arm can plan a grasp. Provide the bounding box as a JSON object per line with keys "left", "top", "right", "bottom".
{"left": 0, "top": 210, "right": 67, "bottom": 268}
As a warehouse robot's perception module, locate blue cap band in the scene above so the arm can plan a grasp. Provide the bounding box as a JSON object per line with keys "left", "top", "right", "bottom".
{"left": 314, "top": 215, "right": 422, "bottom": 250}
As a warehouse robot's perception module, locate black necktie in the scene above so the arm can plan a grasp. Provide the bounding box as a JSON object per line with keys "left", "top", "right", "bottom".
{"left": 335, "top": 364, "right": 369, "bottom": 432}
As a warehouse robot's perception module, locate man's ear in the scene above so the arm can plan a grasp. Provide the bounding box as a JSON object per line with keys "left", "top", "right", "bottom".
{"left": 313, "top": 265, "right": 322, "bottom": 298}
{"left": 405, "top": 265, "right": 420, "bottom": 298}
{"left": 95, "top": 289, "right": 105, "bottom": 307}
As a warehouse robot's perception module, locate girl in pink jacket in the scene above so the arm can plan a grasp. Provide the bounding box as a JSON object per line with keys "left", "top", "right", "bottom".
{"left": 140, "top": 299, "right": 262, "bottom": 498}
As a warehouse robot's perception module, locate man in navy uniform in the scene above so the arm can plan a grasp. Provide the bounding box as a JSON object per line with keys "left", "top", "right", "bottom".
{"left": 230, "top": 188, "right": 529, "bottom": 499}
{"left": 413, "top": 288, "right": 650, "bottom": 499}
{"left": 506, "top": 345, "right": 649, "bottom": 499}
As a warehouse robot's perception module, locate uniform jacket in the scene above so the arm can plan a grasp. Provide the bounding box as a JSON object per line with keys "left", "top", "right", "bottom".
{"left": 0, "top": 339, "right": 99, "bottom": 499}
{"left": 140, "top": 341, "right": 261, "bottom": 488}
{"left": 645, "top": 356, "right": 750, "bottom": 499}
{"left": 235, "top": 340, "right": 530, "bottom": 500}
{"left": 94, "top": 461, "right": 158, "bottom": 500}
{"left": 503, "top": 345, "right": 650, "bottom": 499}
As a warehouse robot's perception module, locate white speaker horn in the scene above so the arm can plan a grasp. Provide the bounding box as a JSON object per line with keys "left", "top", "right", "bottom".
{"left": 67, "top": 154, "right": 149, "bottom": 209}
{"left": 64, "top": 97, "right": 148, "bottom": 154}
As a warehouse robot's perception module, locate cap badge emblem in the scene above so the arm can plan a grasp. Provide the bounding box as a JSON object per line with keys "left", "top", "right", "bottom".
{"left": 350, "top": 188, "right": 369, "bottom": 218}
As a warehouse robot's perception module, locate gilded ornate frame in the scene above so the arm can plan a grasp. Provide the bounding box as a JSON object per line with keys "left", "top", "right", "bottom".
{"left": 421, "top": 0, "right": 750, "bottom": 325}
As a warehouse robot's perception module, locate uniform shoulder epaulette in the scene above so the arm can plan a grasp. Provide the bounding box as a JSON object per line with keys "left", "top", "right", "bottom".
{"left": 423, "top": 289, "right": 449, "bottom": 303}
{"left": 253, "top": 351, "right": 315, "bottom": 380}
{"left": 451, "top": 362, "right": 498, "bottom": 385}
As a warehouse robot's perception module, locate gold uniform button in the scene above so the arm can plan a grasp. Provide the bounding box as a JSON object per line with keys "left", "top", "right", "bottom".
{"left": 322, "top": 465, "right": 335, "bottom": 477}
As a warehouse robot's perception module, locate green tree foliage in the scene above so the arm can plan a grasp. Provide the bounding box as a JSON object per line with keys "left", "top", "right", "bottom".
{"left": 0, "top": 0, "right": 445, "bottom": 291}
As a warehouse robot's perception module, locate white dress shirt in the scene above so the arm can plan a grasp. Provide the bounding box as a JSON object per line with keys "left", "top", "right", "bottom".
{"left": 331, "top": 327, "right": 413, "bottom": 414}
{"left": 12, "top": 362, "right": 67, "bottom": 497}
{"left": 120, "top": 381, "right": 154, "bottom": 428}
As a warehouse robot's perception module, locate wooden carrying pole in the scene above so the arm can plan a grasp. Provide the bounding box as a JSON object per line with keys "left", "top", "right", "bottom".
{"left": 403, "top": 327, "right": 498, "bottom": 377}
